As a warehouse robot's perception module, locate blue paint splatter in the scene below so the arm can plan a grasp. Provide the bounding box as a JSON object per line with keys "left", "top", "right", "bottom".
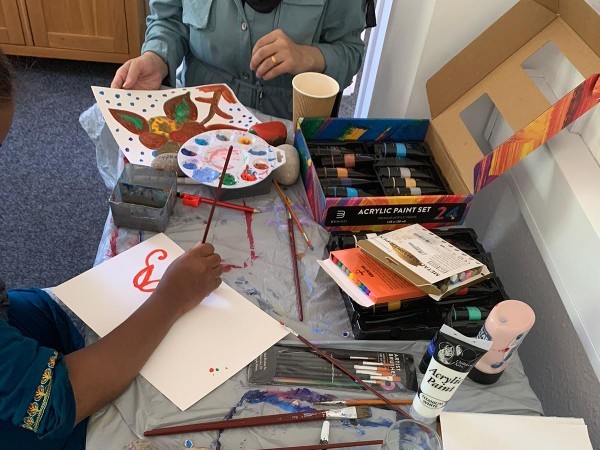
{"left": 312, "top": 328, "right": 329, "bottom": 334}
{"left": 124, "top": 147, "right": 129, "bottom": 152}
{"left": 150, "top": 104, "right": 155, "bottom": 108}
{"left": 341, "top": 418, "right": 394, "bottom": 429}
{"left": 130, "top": 102, "right": 135, "bottom": 106}
{"left": 115, "top": 94, "right": 120, "bottom": 98}
{"left": 181, "top": 148, "right": 197, "bottom": 157}
{"left": 106, "top": 100, "right": 110, "bottom": 104}
{"left": 117, "top": 102, "right": 122, "bottom": 107}
{"left": 193, "top": 166, "right": 220, "bottom": 182}
{"left": 147, "top": 94, "right": 152, "bottom": 98}
{"left": 99, "top": 91, "right": 104, "bottom": 95}
{"left": 183, "top": 161, "right": 199, "bottom": 170}
{"left": 142, "top": 109, "right": 147, "bottom": 113}
{"left": 343, "top": 331, "right": 350, "bottom": 337}
{"left": 128, "top": 137, "right": 133, "bottom": 141}
{"left": 249, "top": 149, "right": 267, "bottom": 156}
{"left": 195, "top": 138, "right": 209, "bottom": 146}
{"left": 127, "top": 93, "right": 132, "bottom": 97}
{"left": 216, "top": 134, "right": 228, "bottom": 141}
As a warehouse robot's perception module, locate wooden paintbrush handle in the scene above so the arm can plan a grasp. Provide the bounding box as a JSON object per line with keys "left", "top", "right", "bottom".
{"left": 144, "top": 410, "right": 327, "bottom": 436}
{"left": 347, "top": 399, "right": 412, "bottom": 406}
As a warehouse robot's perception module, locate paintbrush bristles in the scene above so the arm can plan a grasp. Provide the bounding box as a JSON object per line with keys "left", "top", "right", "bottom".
{"left": 354, "top": 406, "right": 372, "bottom": 419}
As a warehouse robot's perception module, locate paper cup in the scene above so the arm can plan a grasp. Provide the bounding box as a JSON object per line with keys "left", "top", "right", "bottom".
{"left": 292, "top": 72, "right": 340, "bottom": 128}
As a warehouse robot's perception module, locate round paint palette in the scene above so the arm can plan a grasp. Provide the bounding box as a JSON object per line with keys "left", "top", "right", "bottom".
{"left": 177, "top": 130, "right": 285, "bottom": 188}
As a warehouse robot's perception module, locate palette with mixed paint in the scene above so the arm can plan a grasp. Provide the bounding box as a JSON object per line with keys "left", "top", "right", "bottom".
{"left": 177, "top": 130, "right": 285, "bottom": 188}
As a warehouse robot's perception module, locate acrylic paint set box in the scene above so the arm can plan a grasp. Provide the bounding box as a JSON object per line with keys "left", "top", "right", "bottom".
{"left": 295, "top": 0, "right": 600, "bottom": 231}
{"left": 326, "top": 228, "right": 508, "bottom": 341}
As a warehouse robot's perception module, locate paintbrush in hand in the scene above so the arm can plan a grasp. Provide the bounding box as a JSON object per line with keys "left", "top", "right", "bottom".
{"left": 202, "top": 145, "right": 234, "bottom": 244}
{"left": 144, "top": 406, "right": 371, "bottom": 437}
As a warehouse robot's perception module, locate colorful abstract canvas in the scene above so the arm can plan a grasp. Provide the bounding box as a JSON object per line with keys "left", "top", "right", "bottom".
{"left": 92, "top": 84, "right": 260, "bottom": 166}
{"left": 52, "top": 233, "right": 288, "bottom": 410}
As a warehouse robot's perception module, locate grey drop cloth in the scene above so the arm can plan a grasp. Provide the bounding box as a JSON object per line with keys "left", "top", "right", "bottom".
{"left": 79, "top": 106, "right": 543, "bottom": 450}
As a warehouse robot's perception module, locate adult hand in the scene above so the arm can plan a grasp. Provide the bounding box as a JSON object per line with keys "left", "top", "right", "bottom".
{"left": 111, "top": 52, "right": 169, "bottom": 90}
{"left": 151, "top": 243, "right": 223, "bottom": 316}
{"left": 250, "top": 29, "right": 325, "bottom": 81}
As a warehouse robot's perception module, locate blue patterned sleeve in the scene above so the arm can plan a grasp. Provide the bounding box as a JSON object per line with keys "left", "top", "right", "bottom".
{"left": 0, "top": 321, "right": 77, "bottom": 439}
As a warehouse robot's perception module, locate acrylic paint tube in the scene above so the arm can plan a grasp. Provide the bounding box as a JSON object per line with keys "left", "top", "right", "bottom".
{"left": 374, "top": 157, "right": 432, "bottom": 168}
{"left": 316, "top": 154, "right": 374, "bottom": 168}
{"left": 381, "top": 177, "right": 441, "bottom": 189}
{"left": 377, "top": 166, "right": 435, "bottom": 180}
{"left": 370, "top": 142, "right": 429, "bottom": 158}
{"left": 319, "top": 177, "right": 378, "bottom": 188}
{"left": 309, "top": 145, "right": 368, "bottom": 157}
{"left": 385, "top": 187, "right": 446, "bottom": 196}
{"left": 317, "top": 167, "right": 377, "bottom": 179}
{"left": 468, "top": 300, "right": 535, "bottom": 384}
{"left": 323, "top": 186, "right": 375, "bottom": 197}
{"left": 410, "top": 324, "right": 492, "bottom": 424}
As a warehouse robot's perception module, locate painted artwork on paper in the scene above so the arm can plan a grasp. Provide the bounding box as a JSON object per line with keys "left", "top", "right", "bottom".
{"left": 178, "top": 130, "right": 285, "bottom": 188}
{"left": 51, "top": 233, "right": 289, "bottom": 410}
{"left": 92, "top": 84, "right": 260, "bottom": 166}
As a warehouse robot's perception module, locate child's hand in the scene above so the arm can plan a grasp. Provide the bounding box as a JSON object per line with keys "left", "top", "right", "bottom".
{"left": 152, "top": 243, "right": 223, "bottom": 316}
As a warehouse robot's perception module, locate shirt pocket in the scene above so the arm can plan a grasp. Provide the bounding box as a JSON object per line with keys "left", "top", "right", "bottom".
{"left": 182, "top": 0, "right": 216, "bottom": 31}
{"left": 277, "top": 0, "right": 326, "bottom": 45}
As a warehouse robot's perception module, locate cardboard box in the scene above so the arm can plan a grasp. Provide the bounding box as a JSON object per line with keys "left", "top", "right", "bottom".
{"left": 295, "top": 0, "right": 600, "bottom": 231}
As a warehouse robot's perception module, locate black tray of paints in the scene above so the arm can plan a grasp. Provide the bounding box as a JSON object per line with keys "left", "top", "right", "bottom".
{"left": 308, "top": 141, "right": 451, "bottom": 198}
{"left": 327, "top": 228, "right": 509, "bottom": 340}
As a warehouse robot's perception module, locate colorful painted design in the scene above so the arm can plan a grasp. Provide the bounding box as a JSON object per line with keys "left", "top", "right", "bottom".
{"left": 474, "top": 73, "right": 600, "bottom": 192}
{"left": 178, "top": 130, "right": 285, "bottom": 188}
{"left": 93, "top": 84, "right": 260, "bottom": 166}
{"left": 21, "top": 351, "right": 58, "bottom": 433}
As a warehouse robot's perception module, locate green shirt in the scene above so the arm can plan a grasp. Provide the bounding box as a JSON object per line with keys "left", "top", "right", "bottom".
{"left": 142, "top": 0, "right": 366, "bottom": 119}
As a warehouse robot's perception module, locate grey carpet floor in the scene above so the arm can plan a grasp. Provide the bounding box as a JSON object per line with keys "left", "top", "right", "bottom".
{"left": 0, "top": 57, "right": 118, "bottom": 289}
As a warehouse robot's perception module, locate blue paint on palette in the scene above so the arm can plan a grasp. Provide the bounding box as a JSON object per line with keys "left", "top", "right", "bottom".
{"left": 216, "top": 134, "right": 228, "bottom": 141}
{"left": 193, "top": 166, "right": 220, "bottom": 182}
{"left": 183, "top": 161, "right": 199, "bottom": 170}
{"left": 341, "top": 418, "right": 394, "bottom": 429}
{"left": 249, "top": 149, "right": 267, "bottom": 156}
{"left": 181, "top": 148, "right": 197, "bottom": 157}
{"left": 195, "top": 138, "right": 209, "bottom": 146}
{"left": 240, "top": 388, "right": 333, "bottom": 413}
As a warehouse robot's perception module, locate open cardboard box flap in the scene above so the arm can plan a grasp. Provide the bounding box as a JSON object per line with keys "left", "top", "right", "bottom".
{"left": 425, "top": 0, "right": 600, "bottom": 196}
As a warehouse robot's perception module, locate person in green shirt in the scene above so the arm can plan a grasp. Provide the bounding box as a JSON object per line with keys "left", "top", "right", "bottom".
{"left": 111, "top": 0, "right": 367, "bottom": 119}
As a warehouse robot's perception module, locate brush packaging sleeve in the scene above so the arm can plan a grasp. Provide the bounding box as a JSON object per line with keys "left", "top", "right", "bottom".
{"left": 247, "top": 344, "right": 418, "bottom": 393}
{"left": 357, "top": 224, "right": 492, "bottom": 299}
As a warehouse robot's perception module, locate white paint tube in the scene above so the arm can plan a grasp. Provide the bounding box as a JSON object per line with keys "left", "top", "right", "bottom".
{"left": 410, "top": 324, "right": 492, "bottom": 424}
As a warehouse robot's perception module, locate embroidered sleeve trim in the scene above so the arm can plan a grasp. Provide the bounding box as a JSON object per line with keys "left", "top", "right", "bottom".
{"left": 21, "top": 351, "right": 58, "bottom": 433}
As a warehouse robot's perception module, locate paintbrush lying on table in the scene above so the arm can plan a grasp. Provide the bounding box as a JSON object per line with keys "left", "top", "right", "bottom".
{"left": 144, "top": 407, "right": 371, "bottom": 437}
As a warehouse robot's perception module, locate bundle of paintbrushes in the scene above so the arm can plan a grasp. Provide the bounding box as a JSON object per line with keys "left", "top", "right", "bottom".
{"left": 329, "top": 228, "right": 509, "bottom": 340}
{"left": 145, "top": 406, "right": 372, "bottom": 436}
{"left": 308, "top": 141, "right": 449, "bottom": 198}
{"left": 247, "top": 344, "right": 418, "bottom": 392}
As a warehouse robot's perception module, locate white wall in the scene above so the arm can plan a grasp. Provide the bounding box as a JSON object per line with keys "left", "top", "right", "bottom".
{"left": 365, "top": 0, "right": 600, "bottom": 447}
{"left": 368, "top": 0, "right": 518, "bottom": 118}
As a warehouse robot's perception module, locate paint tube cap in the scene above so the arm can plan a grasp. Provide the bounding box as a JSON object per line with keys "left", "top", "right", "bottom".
{"left": 467, "top": 366, "right": 503, "bottom": 384}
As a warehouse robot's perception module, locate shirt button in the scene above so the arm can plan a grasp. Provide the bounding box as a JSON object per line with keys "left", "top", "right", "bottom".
{"left": 241, "top": 22, "right": 248, "bottom": 31}
{"left": 242, "top": 72, "right": 249, "bottom": 80}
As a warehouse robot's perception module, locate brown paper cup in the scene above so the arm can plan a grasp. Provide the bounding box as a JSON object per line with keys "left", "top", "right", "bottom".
{"left": 292, "top": 72, "right": 340, "bottom": 128}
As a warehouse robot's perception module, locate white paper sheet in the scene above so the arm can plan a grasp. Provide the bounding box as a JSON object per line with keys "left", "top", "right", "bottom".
{"left": 92, "top": 84, "right": 260, "bottom": 166}
{"left": 440, "top": 412, "right": 593, "bottom": 450}
{"left": 52, "top": 234, "right": 288, "bottom": 410}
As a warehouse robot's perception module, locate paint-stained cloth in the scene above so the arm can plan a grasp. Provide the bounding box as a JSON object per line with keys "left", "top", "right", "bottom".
{"left": 142, "top": 0, "right": 366, "bottom": 119}
{"left": 0, "top": 288, "right": 87, "bottom": 450}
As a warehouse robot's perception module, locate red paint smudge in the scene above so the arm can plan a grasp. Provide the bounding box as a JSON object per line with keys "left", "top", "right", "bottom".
{"left": 209, "top": 368, "right": 214, "bottom": 373}
{"left": 109, "top": 228, "right": 118, "bottom": 258}
{"left": 243, "top": 200, "right": 257, "bottom": 261}
{"left": 223, "top": 264, "right": 242, "bottom": 273}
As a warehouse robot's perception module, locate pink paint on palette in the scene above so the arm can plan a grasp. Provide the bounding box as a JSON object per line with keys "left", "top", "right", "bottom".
{"left": 207, "top": 147, "right": 244, "bottom": 170}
